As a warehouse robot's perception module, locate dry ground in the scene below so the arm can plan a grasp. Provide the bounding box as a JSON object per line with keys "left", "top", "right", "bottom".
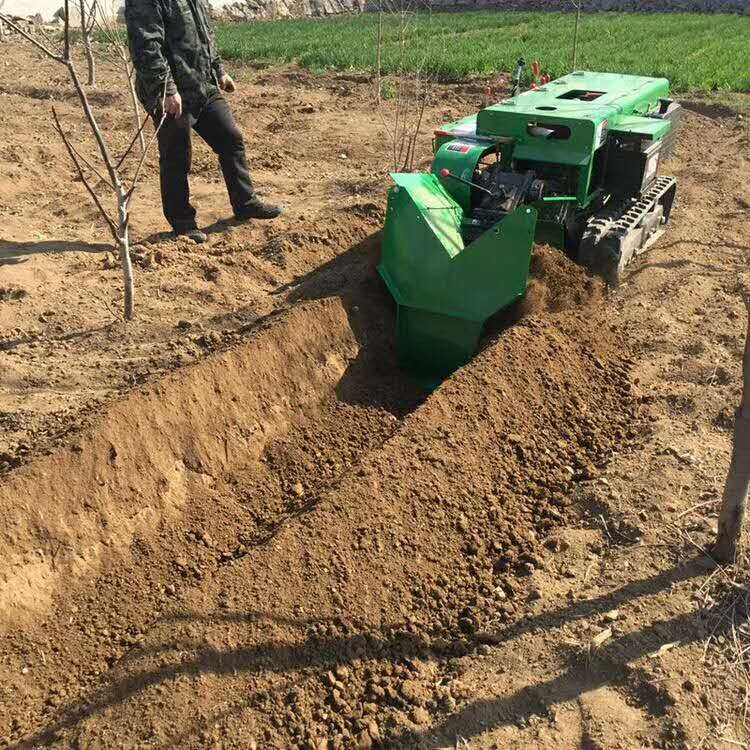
{"left": 1, "top": 40, "right": 750, "bottom": 749}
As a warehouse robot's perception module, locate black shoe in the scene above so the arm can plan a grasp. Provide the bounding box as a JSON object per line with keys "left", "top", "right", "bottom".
{"left": 174, "top": 228, "right": 208, "bottom": 244}
{"left": 235, "top": 199, "right": 282, "bottom": 221}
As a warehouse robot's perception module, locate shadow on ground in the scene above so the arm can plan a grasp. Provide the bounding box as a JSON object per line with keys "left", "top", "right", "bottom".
{"left": 10, "top": 554, "right": 729, "bottom": 748}
{"left": 0, "top": 238, "right": 110, "bottom": 266}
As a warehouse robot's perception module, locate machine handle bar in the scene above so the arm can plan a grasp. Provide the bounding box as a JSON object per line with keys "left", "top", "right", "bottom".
{"left": 439, "top": 168, "right": 495, "bottom": 197}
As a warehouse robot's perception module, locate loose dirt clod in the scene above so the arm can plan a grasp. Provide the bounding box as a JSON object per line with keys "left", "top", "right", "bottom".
{"left": 524, "top": 245, "right": 605, "bottom": 315}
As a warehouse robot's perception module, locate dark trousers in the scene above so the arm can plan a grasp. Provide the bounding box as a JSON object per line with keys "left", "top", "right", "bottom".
{"left": 156, "top": 96, "right": 255, "bottom": 232}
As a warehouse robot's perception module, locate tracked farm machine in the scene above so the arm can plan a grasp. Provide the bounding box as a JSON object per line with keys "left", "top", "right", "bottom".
{"left": 378, "top": 71, "right": 680, "bottom": 383}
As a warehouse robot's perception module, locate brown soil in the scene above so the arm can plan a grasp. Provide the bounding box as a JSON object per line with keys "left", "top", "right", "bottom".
{"left": 525, "top": 246, "right": 605, "bottom": 314}
{"left": 1, "top": 41, "right": 750, "bottom": 750}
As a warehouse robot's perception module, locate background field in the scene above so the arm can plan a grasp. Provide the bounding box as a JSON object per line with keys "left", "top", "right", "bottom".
{"left": 216, "top": 11, "right": 750, "bottom": 92}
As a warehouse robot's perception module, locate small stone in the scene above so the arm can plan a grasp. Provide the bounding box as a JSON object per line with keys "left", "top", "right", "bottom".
{"left": 292, "top": 482, "right": 305, "bottom": 498}
{"left": 21, "top": 667, "right": 29, "bottom": 675}
{"left": 367, "top": 720, "right": 380, "bottom": 740}
{"left": 411, "top": 707, "right": 430, "bottom": 725}
{"left": 520, "top": 562, "right": 536, "bottom": 576}
{"left": 603, "top": 609, "right": 620, "bottom": 622}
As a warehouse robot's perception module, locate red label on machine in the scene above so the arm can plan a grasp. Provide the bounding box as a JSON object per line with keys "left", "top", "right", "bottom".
{"left": 446, "top": 142, "right": 473, "bottom": 153}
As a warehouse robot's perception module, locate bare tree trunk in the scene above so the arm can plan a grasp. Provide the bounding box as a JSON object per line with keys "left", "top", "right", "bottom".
{"left": 117, "top": 189, "right": 134, "bottom": 319}
{"left": 572, "top": 0, "right": 582, "bottom": 70}
{"left": 80, "top": 0, "right": 96, "bottom": 86}
{"left": 2, "top": 0, "right": 166, "bottom": 321}
{"left": 715, "top": 302, "right": 750, "bottom": 564}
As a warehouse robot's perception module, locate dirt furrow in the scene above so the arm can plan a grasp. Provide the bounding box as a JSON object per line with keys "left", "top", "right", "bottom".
{"left": 1, "top": 294, "right": 638, "bottom": 748}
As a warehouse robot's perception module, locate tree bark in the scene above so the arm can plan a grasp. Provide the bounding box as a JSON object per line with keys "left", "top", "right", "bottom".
{"left": 117, "top": 189, "right": 134, "bottom": 320}
{"left": 85, "top": 40, "right": 96, "bottom": 87}
{"left": 715, "top": 303, "right": 750, "bottom": 564}
{"left": 80, "top": 0, "right": 96, "bottom": 86}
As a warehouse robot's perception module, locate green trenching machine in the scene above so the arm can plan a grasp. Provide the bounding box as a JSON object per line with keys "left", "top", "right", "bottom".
{"left": 378, "top": 70, "right": 680, "bottom": 383}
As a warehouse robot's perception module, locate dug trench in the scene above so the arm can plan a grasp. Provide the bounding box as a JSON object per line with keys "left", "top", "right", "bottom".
{"left": 0, "top": 226, "right": 637, "bottom": 747}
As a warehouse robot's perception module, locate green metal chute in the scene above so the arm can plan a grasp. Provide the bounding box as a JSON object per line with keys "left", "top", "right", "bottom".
{"left": 378, "top": 172, "right": 537, "bottom": 384}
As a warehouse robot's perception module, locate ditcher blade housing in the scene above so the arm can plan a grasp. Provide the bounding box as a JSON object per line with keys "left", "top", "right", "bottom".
{"left": 378, "top": 172, "right": 536, "bottom": 385}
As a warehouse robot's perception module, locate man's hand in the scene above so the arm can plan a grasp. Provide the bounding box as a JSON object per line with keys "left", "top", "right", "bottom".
{"left": 164, "top": 92, "right": 183, "bottom": 118}
{"left": 219, "top": 74, "right": 236, "bottom": 93}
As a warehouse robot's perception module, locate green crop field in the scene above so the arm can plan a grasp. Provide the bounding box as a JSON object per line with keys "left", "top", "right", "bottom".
{"left": 216, "top": 12, "right": 750, "bottom": 93}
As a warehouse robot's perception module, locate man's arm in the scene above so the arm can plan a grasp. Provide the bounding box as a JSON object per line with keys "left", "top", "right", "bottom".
{"left": 124, "top": 0, "right": 177, "bottom": 108}
{"left": 200, "top": 0, "right": 233, "bottom": 91}
{"left": 211, "top": 51, "right": 225, "bottom": 82}
{"left": 211, "top": 46, "right": 234, "bottom": 92}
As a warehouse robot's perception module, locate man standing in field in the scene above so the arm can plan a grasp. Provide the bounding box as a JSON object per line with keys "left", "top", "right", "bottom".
{"left": 125, "top": 0, "right": 280, "bottom": 243}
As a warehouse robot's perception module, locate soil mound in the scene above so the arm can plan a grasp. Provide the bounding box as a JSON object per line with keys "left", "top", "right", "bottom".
{"left": 525, "top": 245, "right": 605, "bottom": 315}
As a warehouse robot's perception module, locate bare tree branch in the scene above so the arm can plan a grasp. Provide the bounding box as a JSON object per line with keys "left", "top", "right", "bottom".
{"left": 125, "top": 81, "right": 169, "bottom": 202}
{"left": 52, "top": 106, "right": 119, "bottom": 242}
{"left": 64, "top": 57, "right": 119, "bottom": 189}
{"left": 0, "top": 12, "right": 64, "bottom": 60}
{"left": 116, "top": 113, "right": 153, "bottom": 171}
{"left": 65, "top": 136, "right": 117, "bottom": 191}
{"left": 94, "top": 1, "right": 147, "bottom": 153}
{"left": 375, "top": 0, "right": 434, "bottom": 174}
{"left": 63, "top": 0, "right": 70, "bottom": 61}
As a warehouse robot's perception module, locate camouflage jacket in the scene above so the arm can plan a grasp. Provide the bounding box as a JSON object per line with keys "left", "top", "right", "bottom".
{"left": 125, "top": 0, "right": 225, "bottom": 121}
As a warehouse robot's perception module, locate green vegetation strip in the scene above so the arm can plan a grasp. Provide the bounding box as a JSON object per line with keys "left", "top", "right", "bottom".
{"left": 216, "top": 11, "right": 750, "bottom": 92}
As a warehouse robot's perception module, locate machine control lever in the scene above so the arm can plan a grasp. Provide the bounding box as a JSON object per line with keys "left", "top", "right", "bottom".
{"left": 439, "top": 168, "right": 495, "bottom": 197}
